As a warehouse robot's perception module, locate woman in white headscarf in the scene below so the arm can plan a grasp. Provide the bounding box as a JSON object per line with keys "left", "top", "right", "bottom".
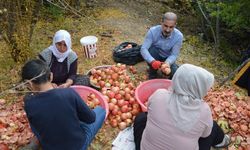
{"left": 133, "top": 64, "right": 230, "bottom": 150}
{"left": 39, "top": 30, "right": 78, "bottom": 88}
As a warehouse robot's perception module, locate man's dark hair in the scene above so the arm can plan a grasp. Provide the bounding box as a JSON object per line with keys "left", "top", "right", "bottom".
{"left": 22, "top": 59, "right": 51, "bottom": 84}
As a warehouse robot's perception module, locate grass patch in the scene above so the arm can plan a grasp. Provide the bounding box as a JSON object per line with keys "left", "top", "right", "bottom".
{"left": 94, "top": 8, "right": 128, "bottom": 20}
{"left": 179, "top": 35, "right": 237, "bottom": 83}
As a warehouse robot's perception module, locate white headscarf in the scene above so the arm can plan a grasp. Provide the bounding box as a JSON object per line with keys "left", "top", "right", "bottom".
{"left": 169, "top": 64, "right": 214, "bottom": 132}
{"left": 48, "top": 30, "right": 72, "bottom": 62}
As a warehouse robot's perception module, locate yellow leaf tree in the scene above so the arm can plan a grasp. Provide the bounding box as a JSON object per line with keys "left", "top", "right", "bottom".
{"left": 0, "top": 0, "right": 42, "bottom": 63}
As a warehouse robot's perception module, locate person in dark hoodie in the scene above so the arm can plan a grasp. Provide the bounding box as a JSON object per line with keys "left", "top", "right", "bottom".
{"left": 21, "top": 59, "right": 105, "bottom": 150}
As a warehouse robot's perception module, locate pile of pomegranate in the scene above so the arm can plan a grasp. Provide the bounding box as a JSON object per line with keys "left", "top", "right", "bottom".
{"left": 205, "top": 87, "right": 250, "bottom": 149}
{"left": 90, "top": 63, "right": 141, "bottom": 130}
{"left": 0, "top": 98, "right": 33, "bottom": 150}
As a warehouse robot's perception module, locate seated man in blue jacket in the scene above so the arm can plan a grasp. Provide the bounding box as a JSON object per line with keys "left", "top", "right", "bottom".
{"left": 141, "top": 12, "right": 183, "bottom": 79}
{"left": 21, "top": 59, "right": 105, "bottom": 150}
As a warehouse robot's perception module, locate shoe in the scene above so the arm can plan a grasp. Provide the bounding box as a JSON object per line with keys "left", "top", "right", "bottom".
{"left": 213, "top": 134, "right": 231, "bottom": 148}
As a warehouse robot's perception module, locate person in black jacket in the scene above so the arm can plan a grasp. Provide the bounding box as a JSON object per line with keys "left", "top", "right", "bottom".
{"left": 21, "top": 59, "right": 105, "bottom": 150}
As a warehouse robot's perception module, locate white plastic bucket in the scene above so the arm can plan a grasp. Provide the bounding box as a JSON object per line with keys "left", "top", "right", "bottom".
{"left": 80, "top": 36, "right": 98, "bottom": 59}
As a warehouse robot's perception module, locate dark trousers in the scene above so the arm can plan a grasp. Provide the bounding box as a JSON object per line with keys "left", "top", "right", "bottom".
{"left": 133, "top": 112, "right": 225, "bottom": 150}
{"left": 248, "top": 76, "right": 250, "bottom": 96}
{"left": 147, "top": 46, "right": 178, "bottom": 79}
{"left": 198, "top": 121, "right": 225, "bottom": 150}
{"left": 133, "top": 112, "right": 148, "bottom": 150}
{"left": 248, "top": 68, "right": 250, "bottom": 96}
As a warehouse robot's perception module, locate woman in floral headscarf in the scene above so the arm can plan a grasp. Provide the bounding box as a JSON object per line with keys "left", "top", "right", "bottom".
{"left": 39, "top": 30, "right": 77, "bottom": 88}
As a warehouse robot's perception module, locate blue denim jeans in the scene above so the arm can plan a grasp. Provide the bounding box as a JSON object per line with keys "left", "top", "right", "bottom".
{"left": 80, "top": 106, "right": 106, "bottom": 150}
{"left": 148, "top": 46, "right": 178, "bottom": 79}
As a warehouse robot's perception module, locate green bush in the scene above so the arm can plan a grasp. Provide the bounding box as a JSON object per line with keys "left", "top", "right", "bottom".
{"left": 218, "top": 1, "right": 250, "bottom": 32}
{"left": 41, "top": 4, "right": 64, "bottom": 20}
{"left": 199, "top": 0, "right": 250, "bottom": 33}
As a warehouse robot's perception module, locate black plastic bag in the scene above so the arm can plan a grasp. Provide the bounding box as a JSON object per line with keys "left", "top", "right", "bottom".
{"left": 112, "top": 42, "right": 144, "bottom": 65}
{"left": 74, "top": 75, "right": 90, "bottom": 86}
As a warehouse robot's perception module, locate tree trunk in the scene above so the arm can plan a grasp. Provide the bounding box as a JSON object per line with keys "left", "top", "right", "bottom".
{"left": 29, "top": 0, "right": 43, "bottom": 41}
{"left": 7, "top": 1, "right": 20, "bottom": 62}
{"left": 196, "top": 0, "right": 217, "bottom": 51}
{"left": 216, "top": 1, "right": 220, "bottom": 51}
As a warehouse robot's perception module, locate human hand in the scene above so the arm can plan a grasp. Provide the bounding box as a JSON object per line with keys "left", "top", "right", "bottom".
{"left": 162, "top": 62, "right": 170, "bottom": 68}
{"left": 161, "top": 62, "right": 171, "bottom": 75}
{"left": 162, "top": 68, "right": 171, "bottom": 75}
{"left": 52, "top": 83, "right": 58, "bottom": 88}
{"left": 151, "top": 60, "right": 162, "bottom": 69}
{"left": 58, "top": 83, "right": 70, "bottom": 88}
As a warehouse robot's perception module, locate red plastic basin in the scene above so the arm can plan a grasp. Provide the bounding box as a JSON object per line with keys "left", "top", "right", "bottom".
{"left": 135, "top": 79, "right": 172, "bottom": 112}
{"left": 71, "top": 85, "right": 109, "bottom": 119}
